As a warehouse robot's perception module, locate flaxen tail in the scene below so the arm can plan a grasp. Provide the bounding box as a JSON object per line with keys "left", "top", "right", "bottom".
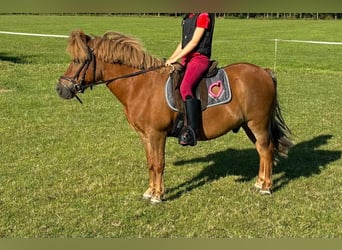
{"left": 266, "top": 69, "right": 294, "bottom": 158}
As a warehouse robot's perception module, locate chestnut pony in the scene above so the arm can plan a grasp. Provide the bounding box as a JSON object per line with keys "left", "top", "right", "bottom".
{"left": 56, "top": 30, "right": 293, "bottom": 203}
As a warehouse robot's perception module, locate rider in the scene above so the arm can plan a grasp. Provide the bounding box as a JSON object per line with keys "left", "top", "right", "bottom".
{"left": 165, "top": 13, "right": 215, "bottom": 146}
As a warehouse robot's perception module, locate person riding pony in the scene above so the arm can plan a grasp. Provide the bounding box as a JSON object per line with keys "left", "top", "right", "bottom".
{"left": 166, "top": 13, "right": 215, "bottom": 146}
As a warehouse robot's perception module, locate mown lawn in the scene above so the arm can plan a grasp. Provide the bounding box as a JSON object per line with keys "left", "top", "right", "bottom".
{"left": 0, "top": 15, "right": 341, "bottom": 237}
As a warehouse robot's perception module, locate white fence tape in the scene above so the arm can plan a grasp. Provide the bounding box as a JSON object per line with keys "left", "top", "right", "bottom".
{"left": 272, "top": 38, "right": 342, "bottom": 70}
{"left": 0, "top": 31, "right": 68, "bottom": 38}
{"left": 273, "top": 39, "right": 342, "bottom": 45}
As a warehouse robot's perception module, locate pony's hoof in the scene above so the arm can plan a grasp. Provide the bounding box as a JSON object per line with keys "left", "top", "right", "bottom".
{"left": 142, "top": 189, "right": 153, "bottom": 200}
{"left": 260, "top": 189, "right": 272, "bottom": 195}
{"left": 142, "top": 193, "right": 152, "bottom": 200}
{"left": 254, "top": 182, "right": 263, "bottom": 190}
{"left": 254, "top": 182, "right": 271, "bottom": 195}
{"left": 150, "top": 196, "right": 162, "bottom": 204}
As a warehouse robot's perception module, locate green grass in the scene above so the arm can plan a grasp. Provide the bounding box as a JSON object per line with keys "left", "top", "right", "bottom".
{"left": 0, "top": 15, "right": 341, "bottom": 238}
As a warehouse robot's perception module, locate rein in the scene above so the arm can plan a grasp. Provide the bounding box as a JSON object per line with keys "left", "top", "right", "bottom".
{"left": 77, "top": 64, "right": 165, "bottom": 104}
{"left": 91, "top": 64, "right": 165, "bottom": 87}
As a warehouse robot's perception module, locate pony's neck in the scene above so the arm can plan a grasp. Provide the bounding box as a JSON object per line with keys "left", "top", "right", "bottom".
{"left": 103, "top": 63, "right": 140, "bottom": 106}
{"left": 99, "top": 61, "right": 169, "bottom": 110}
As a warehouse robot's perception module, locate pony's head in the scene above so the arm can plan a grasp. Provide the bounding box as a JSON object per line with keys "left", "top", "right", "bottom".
{"left": 56, "top": 29, "right": 163, "bottom": 102}
{"left": 56, "top": 30, "right": 95, "bottom": 102}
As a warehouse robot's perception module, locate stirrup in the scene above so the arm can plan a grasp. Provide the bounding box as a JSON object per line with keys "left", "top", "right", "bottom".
{"left": 178, "top": 127, "right": 197, "bottom": 146}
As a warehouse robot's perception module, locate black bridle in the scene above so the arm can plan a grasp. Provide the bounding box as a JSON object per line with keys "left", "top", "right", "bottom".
{"left": 58, "top": 48, "right": 96, "bottom": 103}
{"left": 58, "top": 47, "right": 166, "bottom": 104}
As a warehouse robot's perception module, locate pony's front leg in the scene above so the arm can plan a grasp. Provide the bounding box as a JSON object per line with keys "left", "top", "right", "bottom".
{"left": 142, "top": 164, "right": 164, "bottom": 202}
{"left": 142, "top": 168, "right": 155, "bottom": 200}
{"left": 141, "top": 133, "right": 166, "bottom": 203}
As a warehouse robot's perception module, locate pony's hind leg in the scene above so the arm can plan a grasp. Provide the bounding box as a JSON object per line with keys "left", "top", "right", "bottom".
{"left": 244, "top": 122, "right": 274, "bottom": 194}
{"left": 254, "top": 139, "right": 274, "bottom": 194}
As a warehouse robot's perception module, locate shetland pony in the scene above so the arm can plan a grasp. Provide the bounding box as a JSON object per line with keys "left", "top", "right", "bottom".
{"left": 57, "top": 30, "right": 293, "bottom": 203}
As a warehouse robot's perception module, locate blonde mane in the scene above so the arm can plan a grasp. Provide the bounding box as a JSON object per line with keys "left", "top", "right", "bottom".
{"left": 66, "top": 30, "right": 164, "bottom": 69}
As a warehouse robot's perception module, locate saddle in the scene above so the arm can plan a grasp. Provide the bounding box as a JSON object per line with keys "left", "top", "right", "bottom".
{"left": 166, "top": 60, "right": 231, "bottom": 112}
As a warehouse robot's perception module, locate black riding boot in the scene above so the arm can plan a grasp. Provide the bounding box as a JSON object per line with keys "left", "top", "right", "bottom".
{"left": 179, "top": 96, "right": 201, "bottom": 146}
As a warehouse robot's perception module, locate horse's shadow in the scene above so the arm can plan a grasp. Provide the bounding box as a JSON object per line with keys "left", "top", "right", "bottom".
{"left": 166, "top": 134, "right": 341, "bottom": 200}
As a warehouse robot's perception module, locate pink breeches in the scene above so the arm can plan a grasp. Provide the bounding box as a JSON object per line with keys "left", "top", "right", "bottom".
{"left": 180, "top": 54, "right": 210, "bottom": 101}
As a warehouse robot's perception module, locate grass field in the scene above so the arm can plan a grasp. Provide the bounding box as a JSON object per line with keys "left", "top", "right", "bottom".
{"left": 0, "top": 15, "right": 341, "bottom": 238}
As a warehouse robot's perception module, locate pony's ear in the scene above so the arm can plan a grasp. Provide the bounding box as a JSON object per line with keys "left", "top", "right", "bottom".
{"left": 85, "top": 34, "right": 94, "bottom": 44}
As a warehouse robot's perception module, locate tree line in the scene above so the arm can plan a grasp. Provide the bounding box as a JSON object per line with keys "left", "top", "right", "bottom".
{"left": 2, "top": 13, "right": 341, "bottom": 20}
{"left": 120, "top": 13, "right": 342, "bottom": 20}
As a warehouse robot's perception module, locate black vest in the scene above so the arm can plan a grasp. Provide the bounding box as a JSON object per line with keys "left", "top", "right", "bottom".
{"left": 181, "top": 13, "right": 215, "bottom": 57}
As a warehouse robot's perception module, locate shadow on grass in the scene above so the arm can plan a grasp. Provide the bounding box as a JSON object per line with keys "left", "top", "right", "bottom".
{"left": 0, "top": 52, "right": 30, "bottom": 64}
{"left": 167, "top": 134, "right": 341, "bottom": 200}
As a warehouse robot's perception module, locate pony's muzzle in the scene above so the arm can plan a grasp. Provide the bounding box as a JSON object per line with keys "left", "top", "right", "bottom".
{"left": 56, "top": 78, "right": 75, "bottom": 100}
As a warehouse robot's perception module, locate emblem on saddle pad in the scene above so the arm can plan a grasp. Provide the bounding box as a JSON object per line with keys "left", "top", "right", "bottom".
{"left": 165, "top": 64, "right": 232, "bottom": 112}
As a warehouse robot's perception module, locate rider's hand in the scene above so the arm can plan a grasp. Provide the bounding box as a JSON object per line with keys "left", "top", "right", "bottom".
{"left": 165, "top": 58, "right": 177, "bottom": 66}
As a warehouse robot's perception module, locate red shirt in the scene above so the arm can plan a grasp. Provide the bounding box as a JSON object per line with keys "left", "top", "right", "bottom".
{"left": 189, "top": 13, "right": 210, "bottom": 29}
